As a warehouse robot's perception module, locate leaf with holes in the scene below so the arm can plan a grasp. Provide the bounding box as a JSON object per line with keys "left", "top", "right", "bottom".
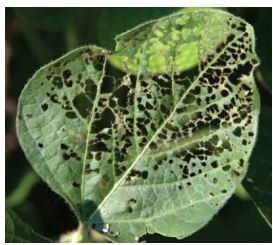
{"left": 17, "top": 10, "right": 260, "bottom": 242}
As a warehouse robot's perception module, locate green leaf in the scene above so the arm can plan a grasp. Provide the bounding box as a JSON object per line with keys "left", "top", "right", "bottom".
{"left": 17, "top": 10, "right": 260, "bottom": 242}
{"left": 5, "top": 208, "right": 52, "bottom": 242}
{"left": 244, "top": 106, "right": 272, "bottom": 227}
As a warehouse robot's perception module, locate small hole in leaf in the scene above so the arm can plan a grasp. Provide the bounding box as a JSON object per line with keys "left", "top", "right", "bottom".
{"left": 211, "top": 161, "right": 218, "bottom": 168}
{"left": 222, "top": 165, "right": 231, "bottom": 171}
{"left": 60, "top": 143, "right": 69, "bottom": 150}
{"left": 63, "top": 69, "right": 71, "bottom": 79}
{"left": 141, "top": 171, "right": 148, "bottom": 179}
{"left": 41, "top": 103, "right": 48, "bottom": 112}
{"left": 65, "top": 111, "right": 77, "bottom": 119}
{"left": 72, "top": 181, "right": 80, "bottom": 188}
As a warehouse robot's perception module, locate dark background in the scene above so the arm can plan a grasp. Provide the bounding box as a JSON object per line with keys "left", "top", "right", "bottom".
{"left": 5, "top": 7, "right": 272, "bottom": 242}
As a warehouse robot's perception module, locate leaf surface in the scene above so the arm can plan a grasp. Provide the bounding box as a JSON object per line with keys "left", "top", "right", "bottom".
{"left": 17, "top": 10, "right": 260, "bottom": 242}
{"left": 5, "top": 208, "right": 51, "bottom": 242}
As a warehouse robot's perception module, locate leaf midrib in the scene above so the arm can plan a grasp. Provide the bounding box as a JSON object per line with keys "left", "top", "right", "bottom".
{"left": 80, "top": 53, "right": 109, "bottom": 214}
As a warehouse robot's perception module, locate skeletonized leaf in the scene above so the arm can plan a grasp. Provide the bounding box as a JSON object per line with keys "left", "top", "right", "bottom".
{"left": 17, "top": 10, "right": 260, "bottom": 242}
{"left": 5, "top": 208, "right": 51, "bottom": 242}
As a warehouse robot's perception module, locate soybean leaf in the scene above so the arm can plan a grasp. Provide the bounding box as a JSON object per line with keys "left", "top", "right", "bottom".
{"left": 17, "top": 10, "right": 260, "bottom": 242}
{"left": 5, "top": 208, "right": 52, "bottom": 242}
{"left": 244, "top": 106, "right": 272, "bottom": 227}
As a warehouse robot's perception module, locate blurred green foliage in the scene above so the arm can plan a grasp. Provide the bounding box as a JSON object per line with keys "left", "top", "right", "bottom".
{"left": 6, "top": 170, "right": 40, "bottom": 208}
{"left": 244, "top": 106, "right": 272, "bottom": 226}
{"left": 254, "top": 8, "right": 272, "bottom": 92}
{"left": 14, "top": 8, "right": 80, "bottom": 31}
{"left": 5, "top": 7, "right": 272, "bottom": 242}
{"left": 6, "top": 208, "right": 52, "bottom": 242}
